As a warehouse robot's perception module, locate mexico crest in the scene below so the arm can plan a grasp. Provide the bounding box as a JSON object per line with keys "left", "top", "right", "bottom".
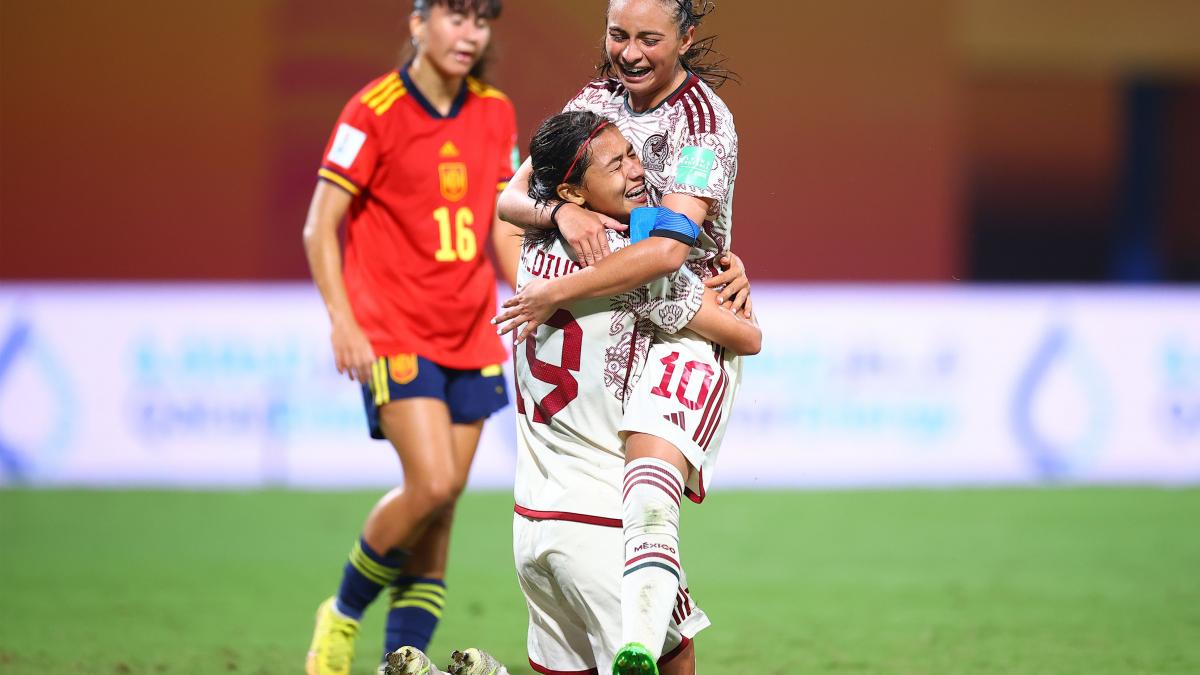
{"left": 438, "top": 162, "right": 468, "bottom": 202}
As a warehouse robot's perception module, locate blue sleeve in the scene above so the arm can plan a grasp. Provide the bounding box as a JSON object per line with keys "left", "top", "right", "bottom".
{"left": 649, "top": 207, "right": 700, "bottom": 247}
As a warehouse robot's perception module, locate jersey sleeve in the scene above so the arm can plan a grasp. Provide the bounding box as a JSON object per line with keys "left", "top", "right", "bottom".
{"left": 562, "top": 80, "right": 617, "bottom": 114}
{"left": 317, "top": 88, "right": 386, "bottom": 197}
{"left": 641, "top": 266, "right": 705, "bottom": 335}
{"left": 664, "top": 115, "right": 738, "bottom": 213}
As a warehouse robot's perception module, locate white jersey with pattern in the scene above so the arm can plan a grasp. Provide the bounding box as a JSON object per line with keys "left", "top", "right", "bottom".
{"left": 513, "top": 230, "right": 704, "bottom": 523}
{"left": 564, "top": 73, "right": 738, "bottom": 281}
{"left": 565, "top": 74, "right": 744, "bottom": 503}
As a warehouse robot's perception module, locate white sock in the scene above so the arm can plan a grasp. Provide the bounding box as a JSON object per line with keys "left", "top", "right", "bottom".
{"left": 620, "top": 457, "right": 685, "bottom": 659}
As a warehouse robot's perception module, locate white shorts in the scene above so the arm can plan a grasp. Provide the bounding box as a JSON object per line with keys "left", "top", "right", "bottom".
{"left": 513, "top": 514, "right": 710, "bottom": 674}
{"left": 620, "top": 332, "right": 742, "bottom": 502}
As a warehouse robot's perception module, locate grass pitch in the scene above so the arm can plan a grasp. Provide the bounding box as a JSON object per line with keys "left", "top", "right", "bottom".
{"left": 1, "top": 488, "right": 1197, "bottom": 674}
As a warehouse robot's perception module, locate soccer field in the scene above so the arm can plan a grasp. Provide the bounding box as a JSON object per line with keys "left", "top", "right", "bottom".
{"left": 1, "top": 488, "right": 1197, "bottom": 674}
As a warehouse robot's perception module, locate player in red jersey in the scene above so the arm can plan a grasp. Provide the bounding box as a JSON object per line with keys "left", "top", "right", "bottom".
{"left": 300, "top": 2, "right": 520, "bottom": 674}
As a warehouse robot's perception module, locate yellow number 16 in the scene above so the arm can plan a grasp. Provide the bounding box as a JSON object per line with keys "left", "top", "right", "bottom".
{"left": 433, "top": 206, "right": 476, "bottom": 262}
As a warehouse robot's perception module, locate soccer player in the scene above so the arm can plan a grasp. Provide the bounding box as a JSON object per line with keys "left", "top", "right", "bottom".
{"left": 495, "top": 2, "right": 744, "bottom": 673}
{"left": 509, "top": 112, "right": 759, "bottom": 675}
{"left": 300, "top": 2, "right": 521, "bottom": 674}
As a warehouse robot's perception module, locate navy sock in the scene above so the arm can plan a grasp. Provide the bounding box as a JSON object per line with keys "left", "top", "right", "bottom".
{"left": 384, "top": 576, "right": 446, "bottom": 653}
{"left": 333, "top": 537, "right": 407, "bottom": 621}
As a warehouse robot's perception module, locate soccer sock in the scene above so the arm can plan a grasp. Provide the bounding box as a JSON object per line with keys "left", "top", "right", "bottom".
{"left": 620, "top": 457, "right": 685, "bottom": 659}
{"left": 333, "top": 537, "right": 408, "bottom": 621}
{"left": 384, "top": 576, "right": 447, "bottom": 653}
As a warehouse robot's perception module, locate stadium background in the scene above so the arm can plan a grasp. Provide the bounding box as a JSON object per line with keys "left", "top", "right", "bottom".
{"left": 1, "top": 1, "right": 1198, "bottom": 673}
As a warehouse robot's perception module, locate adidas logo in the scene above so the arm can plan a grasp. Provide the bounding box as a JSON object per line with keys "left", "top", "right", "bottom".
{"left": 439, "top": 141, "right": 460, "bottom": 158}
{"left": 662, "top": 411, "right": 686, "bottom": 430}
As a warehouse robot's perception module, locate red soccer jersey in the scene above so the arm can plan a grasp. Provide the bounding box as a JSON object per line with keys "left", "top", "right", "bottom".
{"left": 318, "top": 67, "right": 518, "bottom": 369}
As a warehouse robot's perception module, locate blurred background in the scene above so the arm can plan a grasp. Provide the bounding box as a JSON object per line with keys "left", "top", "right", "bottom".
{"left": 2, "top": 0, "right": 1197, "bottom": 488}
{"left": 1, "top": 1, "right": 1199, "bottom": 672}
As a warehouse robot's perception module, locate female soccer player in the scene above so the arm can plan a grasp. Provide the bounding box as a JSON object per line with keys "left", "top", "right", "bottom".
{"left": 506, "top": 110, "right": 759, "bottom": 675}
{"left": 300, "top": 2, "right": 521, "bottom": 674}
{"left": 496, "top": 2, "right": 744, "bottom": 673}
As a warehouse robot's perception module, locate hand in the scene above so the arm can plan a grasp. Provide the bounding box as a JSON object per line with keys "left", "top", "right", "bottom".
{"left": 492, "top": 278, "right": 558, "bottom": 344}
{"left": 331, "top": 318, "right": 375, "bottom": 382}
{"left": 705, "top": 251, "right": 752, "bottom": 317}
{"left": 556, "top": 203, "right": 628, "bottom": 267}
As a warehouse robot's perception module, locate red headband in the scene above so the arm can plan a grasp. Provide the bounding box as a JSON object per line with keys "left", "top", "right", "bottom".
{"left": 562, "top": 121, "right": 611, "bottom": 185}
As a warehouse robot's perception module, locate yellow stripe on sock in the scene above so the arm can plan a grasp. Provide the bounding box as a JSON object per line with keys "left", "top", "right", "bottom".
{"left": 351, "top": 546, "right": 398, "bottom": 583}
{"left": 390, "top": 599, "right": 444, "bottom": 618}
{"left": 398, "top": 589, "right": 445, "bottom": 606}
{"left": 405, "top": 582, "right": 446, "bottom": 596}
{"left": 349, "top": 542, "right": 400, "bottom": 586}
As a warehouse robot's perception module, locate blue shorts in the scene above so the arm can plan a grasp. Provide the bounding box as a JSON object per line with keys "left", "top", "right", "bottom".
{"left": 361, "top": 353, "right": 509, "bottom": 439}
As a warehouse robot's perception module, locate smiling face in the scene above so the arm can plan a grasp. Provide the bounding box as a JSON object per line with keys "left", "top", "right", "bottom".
{"left": 558, "top": 126, "right": 648, "bottom": 222}
{"left": 411, "top": 3, "right": 492, "bottom": 79}
{"left": 605, "top": 0, "right": 694, "bottom": 111}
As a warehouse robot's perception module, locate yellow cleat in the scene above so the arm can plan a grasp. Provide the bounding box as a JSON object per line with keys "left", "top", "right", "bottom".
{"left": 306, "top": 597, "right": 361, "bottom": 675}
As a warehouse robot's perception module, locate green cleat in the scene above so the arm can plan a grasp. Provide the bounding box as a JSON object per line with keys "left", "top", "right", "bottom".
{"left": 305, "top": 597, "right": 360, "bottom": 675}
{"left": 448, "top": 648, "right": 509, "bottom": 675}
{"left": 612, "top": 642, "right": 658, "bottom": 675}
{"left": 383, "top": 645, "right": 445, "bottom": 675}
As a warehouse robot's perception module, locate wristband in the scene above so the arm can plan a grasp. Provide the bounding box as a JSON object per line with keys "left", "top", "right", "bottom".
{"left": 549, "top": 201, "right": 568, "bottom": 227}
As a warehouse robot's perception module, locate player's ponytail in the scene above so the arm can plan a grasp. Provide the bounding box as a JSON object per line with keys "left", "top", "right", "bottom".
{"left": 598, "top": 0, "right": 739, "bottom": 90}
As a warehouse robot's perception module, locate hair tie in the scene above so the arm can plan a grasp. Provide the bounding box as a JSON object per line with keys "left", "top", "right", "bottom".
{"left": 561, "top": 121, "right": 611, "bottom": 185}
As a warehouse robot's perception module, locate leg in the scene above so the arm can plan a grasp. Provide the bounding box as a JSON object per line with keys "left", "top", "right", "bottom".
{"left": 384, "top": 420, "right": 484, "bottom": 654}
{"left": 659, "top": 641, "right": 695, "bottom": 675}
{"left": 615, "top": 432, "right": 690, "bottom": 673}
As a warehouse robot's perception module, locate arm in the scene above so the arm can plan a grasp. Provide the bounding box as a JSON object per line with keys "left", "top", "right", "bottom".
{"left": 498, "top": 158, "right": 626, "bottom": 266}
{"left": 301, "top": 181, "right": 375, "bottom": 382}
{"left": 685, "top": 289, "right": 761, "bottom": 356}
{"left": 490, "top": 211, "right": 522, "bottom": 290}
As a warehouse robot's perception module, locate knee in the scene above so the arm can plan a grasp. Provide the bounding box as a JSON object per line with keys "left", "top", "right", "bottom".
{"left": 412, "top": 477, "right": 463, "bottom": 515}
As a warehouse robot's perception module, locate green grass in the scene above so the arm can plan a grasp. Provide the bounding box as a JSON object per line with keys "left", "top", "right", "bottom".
{"left": 1, "top": 488, "right": 1198, "bottom": 674}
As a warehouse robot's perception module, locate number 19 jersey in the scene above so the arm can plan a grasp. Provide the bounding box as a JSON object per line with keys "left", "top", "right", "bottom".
{"left": 513, "top": 231, "right": 703, "bottom": 525}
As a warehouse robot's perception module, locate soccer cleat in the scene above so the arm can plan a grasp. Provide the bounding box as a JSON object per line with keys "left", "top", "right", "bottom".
{"left": 382, "top": 645, "right": 446, "bottom": 675}
{"left": 612, "top": 642, "right": 658, "bottom": 675}
{"left": 448, "top": 648, "right": 509, "bottom": 675}
{"left": 306, "top": 597, "right": 361, "bottom": 675}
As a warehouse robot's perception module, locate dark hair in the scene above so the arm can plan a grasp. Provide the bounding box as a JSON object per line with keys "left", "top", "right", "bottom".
{"left": 598, "top": 0, "right": 738, "bottom": 90}
{"left": 408, "top": 0, "right": 503, "bottom": 81}
{"left": 524, "top": 111, "right": 611, "bottom": 247}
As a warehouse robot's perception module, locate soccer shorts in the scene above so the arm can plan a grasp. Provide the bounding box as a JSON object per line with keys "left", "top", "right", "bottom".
{"left": 513, "top": 514, "right": 709, "bottom": 674}
{"left": 361, "top": 353, "right": 509, "bottom": 438}
{"left": 619, "top": 332, "right": 742, "bottom": 503}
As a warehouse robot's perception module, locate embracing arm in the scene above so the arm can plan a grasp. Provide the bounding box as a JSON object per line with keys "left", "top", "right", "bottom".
{"left": 685, "top": 289, "right": 762, "bottom": 356}
{"left": 301, "top": 181, "right": 375, "bottom": 383}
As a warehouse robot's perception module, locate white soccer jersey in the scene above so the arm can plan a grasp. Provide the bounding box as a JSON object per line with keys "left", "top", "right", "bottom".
{"left": 564, "top": 74, "right": 738, "bottom": 281}
{"left": 565, "top": 75, "right": 744, "bottom": 503}
{"left": 513, "top": 230, "right": 704, "bottom": 524}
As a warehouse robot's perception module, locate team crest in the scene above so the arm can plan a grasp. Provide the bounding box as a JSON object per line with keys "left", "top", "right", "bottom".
{"left": 642, "top": 133, "right": 668, "bottom": 172}
{"left": 389, "top": 353, "right": 419, "bottom": 385}
{"left": 438, "top": 162, "right": 468, "bottom": 202}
